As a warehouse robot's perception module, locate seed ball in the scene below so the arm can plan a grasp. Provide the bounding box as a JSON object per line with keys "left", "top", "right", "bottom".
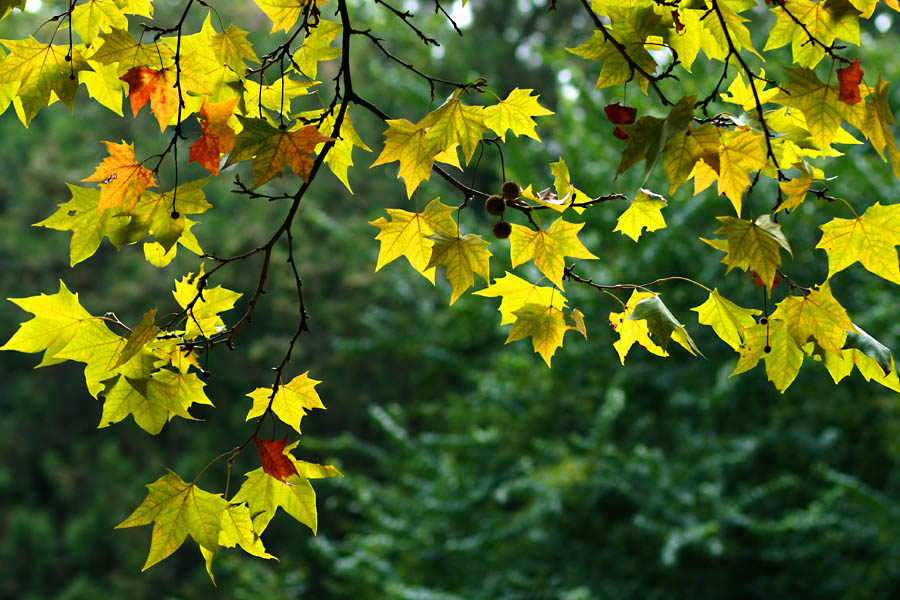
{"left": 485, "top": 194, "right": 505, "bottom": 216}
{"left": 501, "top": 180, "right": 521, "bottom": 200}
{"left": 493, "top": 220, "right": 512, "bottom": 239}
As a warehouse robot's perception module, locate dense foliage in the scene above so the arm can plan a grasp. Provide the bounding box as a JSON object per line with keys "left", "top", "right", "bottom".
{"left": 1, "top": 0, "right": 899, "bottom": 595}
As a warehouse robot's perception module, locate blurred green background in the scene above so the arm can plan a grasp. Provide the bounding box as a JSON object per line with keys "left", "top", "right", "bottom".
{"left": 2, "top": 1, "right": 900, "bottom": 598}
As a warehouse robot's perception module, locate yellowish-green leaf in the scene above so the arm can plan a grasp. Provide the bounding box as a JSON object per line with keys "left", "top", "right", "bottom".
{"left": 627, "top": 294, "right": 701, "bottom": 356}
{"left": 371, "top": 118, "right": 441, "bottom": 198}
{"left": 816, "top": 202, "right": 900, "bottom": 284}
{"left": 713, "top": 214, "right": 793, "bottom": 292}
{"left": 254, "top": 0, "right": 327, "bottom": 33}
{"left": 201, "top": 503, "right": 277, "bottom": 583}
{"left": 421, "top": 89, "right": 487, "bottom": 164}
{"left": 114, "top": 310, "right": 159, "bottom": 368}
{"left": 369, "top": 197, "right": 457, "bottom": 283}
{"left": 474, "top": 271, "right": 567, "bottom": 325}
{"left": 116, "top": 470, "right": 229, "bottom": 571}
{"left": 614, "top": 188, "right": 667, "bottom": 242}
{"left": 691, "top": 288, "right": 761, "bottom": 350}
{"left": 231, "top": 469, "right": 317, "bottom": 534}
{"left": 764, "top": 0, "right": 860, "bottom": 68}
{"left": 483, "top": 87, "right": 553, "bottom": 141}
{"left": 609, "top": 290, "right": 668, "bottom": 364}
{"left": 719, "top": 69, "right": 778, "bottom": 111}
{"left": 509, "top": 218, "right": 598, "bottom": 289}
{"left": 506, "top": 303, "right": 583, "bottom": 367}
{"left": 79, "top": 60, "right": 125, "bottom": 115}
{"left": 663, "top": 123, "right": 719, "bottom": 195}
{"left": 71, "top": 0, "right": 128, "bottom": 45}
{"left": 731, "top": 319, "right": 804, "bottom": 393}
{"left": 292, "top": 20, "right": 342, "bottom": 79}
{"left": 425, "top": 231, "right": 492, "bottom": 305}
{"left": 770, "top": 281, "right": 852, "bottom": 354}
{"left": 777, "top": 165, "right": 813, "bottom": 212}
{"left": 245, "top": 372, "right": 325, "bottom": 435}
{"left": 717, "top": 129, "right": 767, "bottom": 216}
{"left": 172, "top": 268, "right": 242, "bottom": 340}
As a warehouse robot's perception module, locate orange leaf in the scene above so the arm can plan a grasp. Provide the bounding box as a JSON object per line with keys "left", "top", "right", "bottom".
{"left": 119, "top": 66, "right": 178, "bottom": 131}
{"left": 837, "top": 59, "right": 863, "bottom": 105}
{"left": 253, "top": 435, "right": 300, "bottom": 483}
{"left": 189, "top": 98, "right": 238, "bottom": 175}
{"left": 82, "top": 140, "right": 156, "bottom": 213}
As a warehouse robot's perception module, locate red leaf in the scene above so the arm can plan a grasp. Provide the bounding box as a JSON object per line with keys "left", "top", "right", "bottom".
{"left": 765, "top": 0, "right": 786, "bottom": 6}
{"left": 837, "top": 59, "right": 864, "bottom": 105}
{"left": 119, "top": 66, "right": 178, "bottom": 131}
{"left": 604, "top": 103, "right": 637, "bottom": 141}
{"left": 253, "top": 435, "right": 300, "bottom": 482}
{"left": 189, "top": 98, "right": 238, "bottom": 175}
{"left": 754, "top": 272, "right": 782, "bottom": 289}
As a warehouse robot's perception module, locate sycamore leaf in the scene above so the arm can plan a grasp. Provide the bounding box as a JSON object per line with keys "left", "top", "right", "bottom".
{"left": 224, "top": 117, "right": 332, "bottom": 188}
{"left": 777, "top": 166, "right": 813, "bottom": 212}
{"left": 764, "top": 0, "right": 860, "bottom": 68}
{"left": 240, "top": 76, "right": 316, "bottom": 118}
{"left": 837, "top": 58, "right": 864, "bottom": 105}
{"left": 210, "top": 22, "right": 259, "bottom": 73}
{"left": 663, "top": 122, "right": 720, "bottom": 195}
{"left": 119, "top": 66, "right": 178, "bottom": 132}
{"left": 627, "top": 294, "right": 701, "bottom": 356}
{"left": 34, "top": 184, "right": 129, "bottom": 266}
{"left": 816, "top": 202, "right": 900, "bottom": 284}
{"left": 505, "top": 303, "right": 585, "bottom": 367}
{"left": 770, "top": 281, "right": 852, "bottom": 354}
{"left": 128, "top": 178, "right": 212, "bottom": 253}
{"left": 616, "top": 96, "right": 695, "bottom": 181}
{"left": 474, "top": 271, "right": 567, "bottom": 325}
{"left": 172, "top": 268, "right": 242, "bottom": 340}
{"left": 71, "top": 0, "right": 128, "bottom": 46}
{"left": 858, "top": 76, "right": 900, "bottom": 180}
{"left": 113, "top": 310, "right": 159, "bottom": 368}
{"left": 549, "top": 158, "right": 591, "bottom": 213}
{"left": 713, "top": 214, "right": 793, "bottom": 292}
{"left": 717, "top": 129, "right": 768, "bottom": 216}
{"left": 189, "top": 98, "right": 238, "bottom": 175}
{"left": 231, "top": 469, "right": 317, "bottom": 534}
{"left": 201, "top": 502, "right": 276, "bottom": 583}
{"left": 79, "top": 59, "right": 125, "bottom": 115}
{"left": 0, "top": 37, "right": 89, "bottom": 125}
{"left": 483, "top": 88, "right": 553, "bottom": 141}
{"left": 509, "top": 218, "right": 597, "bottom": 290}
{"left": 245, "top": 372, "right": 326, "bottom": 435}
{"left": 720, "top": 70, "right": 778, "bottom": 111}
{"left": 731, "top": 319, "right": 804, "bottom": 393}
{"left": 421, "top": 89, "right": 487, "bottom": 164}
{"left": 425, "top": 231, "right": 492, "bottom": 305}
{"left": 369, "top": 197, "right": 458, "bottom": 283}
{"left": 315, "top": 110, "right": 371, "bottom": 192}
{"left": 116, "top": 470, "right": 229, "bottom": 571}
{"left": 609, "top": 290, "right": 668, "bottom": 364}
{"left": 844, "top": 324, "right": 893, "bottom": 376}
{"left": 614, "top": 189, "right": 667, "bottom": 242}
{"left": 254, "top": 436, "right": 300, "bottom": 483}
{"left": 370, "top": 119, "right": 441, "bottom": 198}
{"left": 254, "top": 0, "right": 327, "bottom": 33}
{"left": 691, "top": 288, "right": 761, "bottom": 351}
{"left": 291, "top": 19, "right": 342, "bottom": 79}
{"left": 1, "top": 280, "right": 102, "bottom": 367}
{"left": 82, "top": 140, "right": 157, "bottom": 213}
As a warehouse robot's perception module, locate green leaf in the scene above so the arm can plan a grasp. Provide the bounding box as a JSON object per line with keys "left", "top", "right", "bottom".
{"left": 628, "top": 294, "right": 701, "bottom": 356}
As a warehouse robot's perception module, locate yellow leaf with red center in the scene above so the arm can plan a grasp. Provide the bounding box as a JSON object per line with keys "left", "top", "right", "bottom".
{"left": 119, "top": 66, "right": 178, "bottom": 132}
{"left": 189, "top": 98, "right": 238, "bottom": 175}
{"left": 224, "top": 117, "right": 333, "bottom": 188}
{"left": 82, "top": 140, "right": 157, "bottom": 213}
{"left": 509, "top": 218, "right": 598, "bottom": 289}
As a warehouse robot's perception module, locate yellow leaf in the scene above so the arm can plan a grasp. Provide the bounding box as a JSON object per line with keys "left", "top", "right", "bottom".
{"left": 474, "top": 271, "right": 568, "bottom": 325}
{"left": 245, "top": 371, "right": 325, "bottom": 435}
{"left": 509, "top": 218, "right": 598, "bottom": 289}
{"left": 420, "top": 90, "right": 487, "bottom": 164}
{"left": 717, "top": 129, "right": 767, "bottom": 216}
{"left": 172, "top": 268, "right": 242, "bottom": 340}
{"left": 483, "top": 87, "right": 554, "bottom": 141}
{"left": 691, "top": 288, "right": 761, "bottom": 351}
{"left": 425, "top": 231, "right": 492, "bottom": 305}
{"left": 816, "top": 202, "right": 900, "bottom": 284}
{"left": 731, "top": 319, "right": 804, "bottom": 393}
{"left": 254, "top": 0, "right": 328, "bottom": 33}
{"left": 505, "top": 303, "right": 579, "bottom": 367}
{"left": 770, "top": 281, "right": 853, "bottom": 354}
{"left": 371, "top": 118, "right": 441, "bottom": 198}
{"left": 719, "top": 69, "right": 779, "bottom": 111}
{"left": 82, "top": 140, "right": 157, "bottom": 213}
{"left": 777, "top": 166, "right": 813, "bottom": 212}
{"left": 609, "top": 290, "right": 668, "bottom": 364}
{"left": 713, "top": 214, "right": 792, "bottom": 292}
{"left": 614, "top": 188, "right": 667, "bottom": 242}
{"left": 291, "top": 20, "right": 342, "bottom": 79}
{"left": 369, "top": 198, "right": 458, "bottom": 283}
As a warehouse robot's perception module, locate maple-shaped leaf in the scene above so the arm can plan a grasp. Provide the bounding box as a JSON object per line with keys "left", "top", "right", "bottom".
{"left": 370, "top": 118, "right": 442, "bottom": 198}
{"left": 369, "top": 197, "right": 458, "bottom": 283}
{"left": 720, "top": 70, "right": 779, "bottom": 112}
{"left": 231, "top": 469, "right": 317, "bottom": 534}
{"left": 224, "top": 117, "right": 332, "bottom": 188}
{"left": 506, "top": 303, "right": 586, "bottom": 367}
{"left": 200, "top": 503, "right": 276, "bottom": 583}
{"left": 628, "top": 294, "right": 701, "bottom": 356}
{"left": 119, "top": 66, "right": 178, "bottom": 132}
{"left": 128, "top": 178, "right": 212, "bottom": 254}
{"left": 425, "top": 231, "right": 492, "bottom": 305}
{"left": 246, "top": 372, "right": 325, "bottom": 435}
{"left": 82, "top": 140, "right": 157, "bottom": 213}
{"left": 713, "top": 214, "right": 793, "bottom": 292}
{"left": 254, "top": 436, "right": 300, "bottom": 482}
{"left": 609, "top": 290, "right": 668, "bottom": 364}
{"left": 161, "top": 26, "right": 231, "bottom": 100}
{"left": 509, "top": 218, "right": 598, "bottom": 290}
{"left": 837, "top": 59, "right": 864, "bottom": 105}
{"left": 0, "top": 37, "right": 89, "bottom": 124}
{"left": 816, "top": 324, "right": 900, "bottom": 391}
{"left": 172, "top": 268, "right": 242, "bottom": 340}
{"left": 854, "top": 76, "right": 900, "bottom": 180}
{"left": 189, "top": 98, "right": 238, "bottom": 175}
{"left": 731, "top": 319, "right": 804, "bottom": 393}
{"left": 210, "top": 21, "right": 259, "bottom": 73}
{"left": 292, "top": 19, "right": 342, "bottom": 79}
{"left": 483, "top": 87, "right": 554, "bottom": 142}
{"left": 616, "top": 95, "right": 695, "bottom": 180}
{"left": 71, "top": 0, "right": 130, "bottom": 46}
{"left": 116, "top": 470, "right": 229, "bottom": 571}
{"left": 35, "top": 184, "right": 130, "bottom": 266}
{"left": 691, "top": 288, "right": 761, "bottom": 351}
{"left": 604, "top": 102, "right": 637, "bottom": 141}
{"left": 1, "top": 280, "right": 104, "bottom": 368}
{"left": 614, "top": 189, "right": 667, "bottom": 242}
{"left": 419, "top": 89, "right": 487, "bottom": 164}
{"left": 816, "top": 202, "right": 900, "bottom": 284}
{"left": 770, "top": 281, "right": 853, "bottom": 354}
{"left": 79, "top": 59, "right": 126, "bottom": 116}
{"left": 474, "top": 271, "right": 568, "bottom": 325}
{"left": 764, "top": 0, "right": 860, "bottom": 68}
{"left": 254, "top": 0, "right": 327, "bottom": 33}
{"left": 717, "top": 129, "right": 768, "bottom": 216}
{"left": 114, "top": 310, "right": 159, "bottom": 368}
{"left": 305, "top": 109, "right": 372, "bottom": 192}
{"left": 240, "top": 75, "right": 317, "bottom": 119}
{"left": 845, "top": 324, "right": 893, "bottom": 375}
{"left": 664, "top": 123, "right": 720, "bottom": 195}
{"left": 777, "top": 165, "right": 814, "bottom": 212}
